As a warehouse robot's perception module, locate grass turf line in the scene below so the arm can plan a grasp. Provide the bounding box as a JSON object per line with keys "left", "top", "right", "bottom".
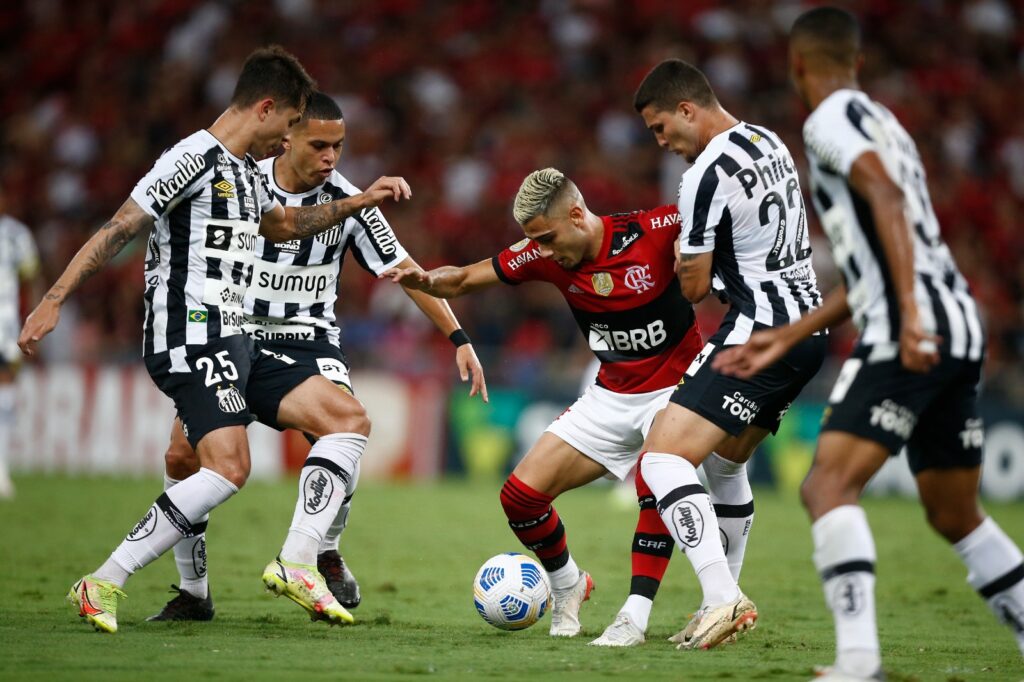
{"left": 1, "top": 476, "right": 1022, "bottom": 681}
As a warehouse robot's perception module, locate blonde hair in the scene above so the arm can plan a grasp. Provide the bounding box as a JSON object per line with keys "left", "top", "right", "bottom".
{"left": 512, "top": 168, "right": 575, "bottom": 226}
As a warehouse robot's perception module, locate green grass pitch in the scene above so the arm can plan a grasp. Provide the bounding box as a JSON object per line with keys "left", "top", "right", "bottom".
{"left": 1, "top": 476, "right": 1022, "bottom": 681}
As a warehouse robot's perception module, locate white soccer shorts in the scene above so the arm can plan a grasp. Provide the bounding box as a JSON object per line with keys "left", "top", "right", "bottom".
{"left": 545, "top": 383, "right": 674, "bottom": 481}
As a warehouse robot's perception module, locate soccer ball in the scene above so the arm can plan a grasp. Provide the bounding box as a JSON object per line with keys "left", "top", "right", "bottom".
{"left": 472, "top": 553, "right": 550, "bottom": 630}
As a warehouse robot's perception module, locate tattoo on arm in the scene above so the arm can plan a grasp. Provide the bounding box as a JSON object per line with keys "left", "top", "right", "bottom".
{"left": 47, "top": 202, "right": 149, "bottom": 303}
{"left": 677, "top": 252, "right": 700, "bottom": 262}
{"left": 290, "top": 200, "right": 362, "bottom": 240}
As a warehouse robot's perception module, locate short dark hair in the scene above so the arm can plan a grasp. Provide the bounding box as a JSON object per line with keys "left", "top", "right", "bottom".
{"left": 633, "top": 59, "right": 718, "bottom": 113}
{"left": 790, "top": 7, "right": 861, "bottom": 67}
{"left": 231, "top": 45, "right": 316, "bottom": 111}
{"left": 302, "top": 91, "right": 344, "bottom": 122}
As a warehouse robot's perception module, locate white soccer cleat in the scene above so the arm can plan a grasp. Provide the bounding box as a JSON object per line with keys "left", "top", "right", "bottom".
{"left": 589, "top": 612, "right": 645, "bottom": 647}
{"left": 549, "top": 571, "right": 594, "bottom": 637}
{"left": 680, "top": 592, "right": 757, "bottom": 650}
{"left": 672, "top": 607, "right": 739, "bottom": 648}
{"left": 812, "top": 665, "right": 885, "bottom": 681}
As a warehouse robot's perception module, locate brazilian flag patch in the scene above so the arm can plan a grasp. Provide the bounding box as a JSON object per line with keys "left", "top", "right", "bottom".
{"left": 187, "top": 309, "right": 208, "bottom": 323}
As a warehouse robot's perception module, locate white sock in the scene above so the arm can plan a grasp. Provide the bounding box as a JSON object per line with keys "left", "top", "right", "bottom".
{"left": 319, "top": 460, "right": 360, "bottom": 554}
{"left": 280, "top": 433, "right": 366, "bottom": 566}
{"left": 0, "top": 384, "right": 15, "bottom": 493}
{"left": 953, "top": 517, "right": 1024, "bottom": 655}
{"left": 98, "top": 468, "right": 238, "bottom": 587}
{"left": 702, "top": 452, "right": 754, "bottom": 582}
{"left": 165, "top": 474, "right": 209, "bottom": 598}
{"left": 621, "top": 594, "right": 652, "bottom": 632}
{"left": 641, "top": 452, "right": 739, "bottom": 607}
{"left": 812, "top": 505, "right": 881, "bottom": 677}
{"left": 548, "top": 554, "right": 581, "bottom": 592}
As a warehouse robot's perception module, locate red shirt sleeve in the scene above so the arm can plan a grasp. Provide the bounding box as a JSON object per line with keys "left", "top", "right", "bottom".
{"left": 491, "top": 238, "right": 550, "bottom": 284}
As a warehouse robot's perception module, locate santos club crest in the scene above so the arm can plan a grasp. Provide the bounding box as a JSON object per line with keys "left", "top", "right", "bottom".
{"left": 216, "top": 385, "right": 246, "bottom": 413}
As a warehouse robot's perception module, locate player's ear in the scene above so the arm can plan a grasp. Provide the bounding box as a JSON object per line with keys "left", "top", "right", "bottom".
{"left": 256, "top": 98, "right": 275, "bottom": 121}
{"left": 281, "top": 134, "right": 292, "bottom": 151}
{"left": 677, "top": 100, "right": 696, "bottom": 122}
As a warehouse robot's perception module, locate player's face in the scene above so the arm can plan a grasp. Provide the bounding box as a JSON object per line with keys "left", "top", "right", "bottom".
{"left": 282, "top": 119, "right": 346, "bottom": 188}
{"left": 522, "top": 209, "right": 589, "bottom": 269}
{"left": 641, "top": 104, "right": 700, "bottom": 163}
{"left": 255, "top": 102, "right": 304, "bottom": 157}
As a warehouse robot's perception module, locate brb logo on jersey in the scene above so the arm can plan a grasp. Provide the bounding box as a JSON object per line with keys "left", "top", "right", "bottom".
{"left": 146, "top": 152, "right": 207, "bottom": 209}
{"left": 624, "top": 264, "right": 655, "bottom": 294}
{"left": 588, "top": 320, "right": 667, "bottom": 352}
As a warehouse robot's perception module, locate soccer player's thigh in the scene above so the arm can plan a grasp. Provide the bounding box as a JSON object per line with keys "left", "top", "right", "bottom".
{"left": 165, "top": 418, "right": 201, "bottom": 480}
{"left": 803, "top": 349, "right": 932, "bottom": 518}
{"left": 247, "top": 343, "right": 366, "bottom": 438}
{"left": 145, "top": 337, "right": 254, "bottom": 485}
{"left": 520, "top": 386, "right": 647, "bottom": 497}
{"left": 908, "top": 361, "right": 985, "bottom": 542}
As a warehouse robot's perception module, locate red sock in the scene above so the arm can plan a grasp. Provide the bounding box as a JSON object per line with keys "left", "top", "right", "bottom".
{"left": 500, "top": 474, "right": 569, "bottom": 572}
{"left": 631, "top": 453, "right": 674, "bottom": 599}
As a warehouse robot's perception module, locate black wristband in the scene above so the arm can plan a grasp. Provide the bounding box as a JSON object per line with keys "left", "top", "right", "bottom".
{"left": 449, "top": 329, "right": 471, "bottom": 347}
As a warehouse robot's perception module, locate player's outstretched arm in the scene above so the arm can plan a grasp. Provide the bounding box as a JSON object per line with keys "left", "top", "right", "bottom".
{"left": 18, "top": 198, "right": 153, "bottom": 357}
{"left": 713, "top": 285, "right": 852, "bottom": 379}
{"left": 849, "top": 152, "right": 939, "bottom": 373}
{"left": 379, "top": 259, "right": 498, "bottom": 299}
{"left": 390, "top": 256, "right": 489, "bottom": 403}
{"left": 260, "top": 176, "right": 412, "bottom": 242}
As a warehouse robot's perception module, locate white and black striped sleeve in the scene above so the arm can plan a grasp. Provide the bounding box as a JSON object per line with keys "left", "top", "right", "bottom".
{"left": 348, "top": 207, "right": 409, "bottom": 275}
{"left": 677, "top": 159, "right": 738, "bottom": 255}
{"left": 803, "top": 94, "right": 878, "bottom": 177}
{"left": 130, "top": 141, "right": 213, "bottom": 220}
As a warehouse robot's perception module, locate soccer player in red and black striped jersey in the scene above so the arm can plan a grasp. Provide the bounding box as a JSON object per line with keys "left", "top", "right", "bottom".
{"left": 384, "top": 168, "right": 758, "bottom": 645}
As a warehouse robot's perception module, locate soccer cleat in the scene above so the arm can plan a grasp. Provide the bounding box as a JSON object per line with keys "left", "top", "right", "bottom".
{"left": 317, "top": 550, "right": 361, "bottom": 609}
{"left": 812, "top": 666, "right": 885, "bottom": 681}
{"left": 679, "top": 593, "right": 757, "bottom": 650}
{"left": 589, "top": 612, "right": 645, "bottom": 647}
{"left": 67, "top": 576, "right": 126, "bottom": 633}
{"left": 671, "top": 608, "right": 738, "bottom": 648}
{"left": 146, "top": 584, "right": 215, "bottom": 621}
{"left": 262, "top": 557, "right": 354, "bottom": 625}
{"left": 549, "top": 571, "right": 594, "bottom": 637}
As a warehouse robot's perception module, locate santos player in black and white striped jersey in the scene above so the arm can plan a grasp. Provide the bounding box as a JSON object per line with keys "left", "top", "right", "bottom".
{"left": 630, "top": 59, "right": 828, "bottom": 650}
{"left": 149, "top": 92, "right": 487, "bottom": 622}
{"left": 0, "top": 187, "right": 41, "bottom": 499}
{"left": 715, "top": 8, "right": 1024, "bottom": 679}
{"left": 20, "top": 47, "right": 416, "bottom": 634}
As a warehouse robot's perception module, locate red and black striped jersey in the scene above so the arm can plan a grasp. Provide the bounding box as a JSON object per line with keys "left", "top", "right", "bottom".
{"left": 492, "top": 205, "right": 702, "bottom": 394}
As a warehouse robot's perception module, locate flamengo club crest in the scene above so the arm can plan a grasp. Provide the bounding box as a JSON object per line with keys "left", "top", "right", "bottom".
{"left": 591, "top": 272, "right": 614, "bottom": 296}
{"left": 624, "top": 264, "right": 655, "bottom": 294}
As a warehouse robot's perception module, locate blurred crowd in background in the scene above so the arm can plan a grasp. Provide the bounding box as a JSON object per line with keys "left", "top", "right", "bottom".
{"left": 1, "top": 0, "right": 1022, "bottom": 402}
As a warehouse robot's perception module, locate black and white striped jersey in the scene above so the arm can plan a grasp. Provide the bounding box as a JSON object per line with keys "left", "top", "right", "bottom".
{"left": 242, "top": 158, "right": 409, "bottom": 347}
{"left": 0, "top": 215, "right": 38, "bottom": 359}
{"left": 131, "top": 130, "right": 280, "bottom": 362}
{"left": 804, "top": 89, "right": 984, "bottom": 361}
{"left": 678, "top": 122, "right": 822, "bottom": 345}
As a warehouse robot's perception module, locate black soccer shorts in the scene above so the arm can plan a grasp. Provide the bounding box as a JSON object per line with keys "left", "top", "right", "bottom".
{"left": 670, "top": 334, "right": 827, "bottom": 436}
{"left": 145, "top": 335, "right": 259, "bottom": 449}
{"left": 246, "top": 338, "right": 353, "bottom": 431}
{"left": 821, "top": 344, "right": 985, "bottom": 473}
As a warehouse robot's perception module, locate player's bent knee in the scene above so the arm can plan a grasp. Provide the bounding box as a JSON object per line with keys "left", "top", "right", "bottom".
{"left": 924, "top": 505, "right": 984, "bottom": 543}
{"left": 164, "top": 446, "right": 200, "bottom": 480}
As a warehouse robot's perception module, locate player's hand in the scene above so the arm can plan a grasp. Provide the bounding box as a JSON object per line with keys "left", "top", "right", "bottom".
{"left": 712, "top": 328, "right": 791, "bottom": 379}
{"left": 456, "top": 344, "right": 489, "bottom": 403}
{"left": 360, "top": 176, "right": 411, "bottom": 208}
{"left": 18, "top": 298, "right": 60, "bottom": 358}
{"left": 380, "top": 266, "right": 432, "bottom": 291}
{"left": 898, "top": 313, "right": 940, "bottom": 374}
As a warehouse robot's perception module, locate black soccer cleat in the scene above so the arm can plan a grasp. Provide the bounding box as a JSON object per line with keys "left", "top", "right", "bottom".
{"left": 317, "top": 550, "right": 361, "bottom": 608}
{"left": 146, "top": 584, "right": 215, "bottom": 621}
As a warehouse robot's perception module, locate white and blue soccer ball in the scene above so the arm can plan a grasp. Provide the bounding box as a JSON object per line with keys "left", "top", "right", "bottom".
{"left": 473, "top": 553, "right": 550, "bottom": 630}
